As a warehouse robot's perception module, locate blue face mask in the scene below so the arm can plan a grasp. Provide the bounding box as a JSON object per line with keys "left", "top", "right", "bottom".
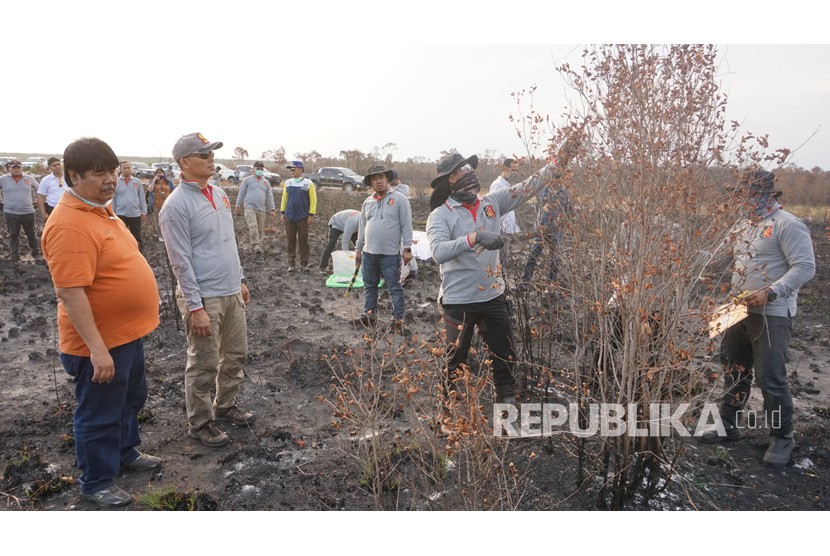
{"left": 255, "top": 170, "right": 264, "bottom": 177}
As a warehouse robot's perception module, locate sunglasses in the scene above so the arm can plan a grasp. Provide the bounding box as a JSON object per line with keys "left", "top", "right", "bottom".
{"left": 187, "top": 151, "right": 213, "bottom": 160}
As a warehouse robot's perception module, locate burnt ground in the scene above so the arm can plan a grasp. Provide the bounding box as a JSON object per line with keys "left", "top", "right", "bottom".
{"left": 0, "top": 188, "right": 828, "bottom": 511}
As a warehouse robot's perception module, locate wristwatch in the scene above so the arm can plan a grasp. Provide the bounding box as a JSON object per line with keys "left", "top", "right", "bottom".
{"left": 766, "top": 286, "right": 777, "bottom": 302}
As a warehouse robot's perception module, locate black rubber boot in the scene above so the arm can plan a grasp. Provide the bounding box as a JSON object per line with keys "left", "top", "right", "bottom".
{"left": 697, "top": 406, "right": 741, "bottom": 443}
{"left": 763, "top": 434, "right": 796, "bottom": 467}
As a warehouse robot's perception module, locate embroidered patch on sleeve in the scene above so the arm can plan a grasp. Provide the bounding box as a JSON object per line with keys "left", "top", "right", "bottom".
{"left": 761, "top": 225, "right": 773, "bottom": 239}
{"left": 484, "top": 205, "right": 496, "bottom": 219}
{"left": 222, "top": 197, "right": 231, "bottom": 209}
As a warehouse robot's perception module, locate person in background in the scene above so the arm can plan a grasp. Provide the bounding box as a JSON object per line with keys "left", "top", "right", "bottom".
{"left": 113, "top": 161, "right": 147, "bottom": 251}
{"left": 42, "top": 137, "right": 161, "bottom": 507}
{"left": 280, "top": 160, "right": 316, "bottom": 271}
{"left": 389, "top": 169, "right": 418, "bottom": 279}
{"left": 235, "top": 160, "right": 276, "bottom": 254}
{"left": 36, "top": 157, "right": 66, "bottom": 221}
{"left": 353, "top": 165, "right": 413, "bottom": 331}
{"left": 147, "top": 167, "right": 175, "bottom": 235}
{"left": 0, "top": 159, "right": 40, "bottom": 261}
{"left": 320, "top": 208, "right": 360, "bottom": 273}
{"left": 489, "top": 158, "right": 521, "bottom": 236}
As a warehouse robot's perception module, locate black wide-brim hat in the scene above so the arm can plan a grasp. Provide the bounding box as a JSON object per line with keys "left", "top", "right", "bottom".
{"left": 363, "top": 164, "right": 394, "bottom": 186}
{"left": 429, "top": 153, "right": 478, "bottom": 210}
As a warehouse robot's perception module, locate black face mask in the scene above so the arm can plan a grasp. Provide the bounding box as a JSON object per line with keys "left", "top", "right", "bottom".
{"left": 450, "top": 170, "right": 480, "bottom": 205}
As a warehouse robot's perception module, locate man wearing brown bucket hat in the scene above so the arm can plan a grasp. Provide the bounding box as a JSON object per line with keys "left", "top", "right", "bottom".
{"left": 353, "top": 165, "right": 413, "bottom": 331}
{"left": 697, "top": 169, "right": 815, "bottom": 468}
{"left": 426, "top": 139, "right": 578, "bottom": 412}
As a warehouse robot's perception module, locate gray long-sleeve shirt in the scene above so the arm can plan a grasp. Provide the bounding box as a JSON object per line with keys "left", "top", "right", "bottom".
{"left": 158, "top": 179, "right": 244, "bottom": 312}
{"left": 355, "top": 189, "right": 412, "bottom": 256}
{"left": 0, "top": 174, "right": 37, "bottom": 214}
{"left": 427, "top": 162, "right": 561, "bottom": 305}
{"left": 328, "top": 209, "right": 361, "bottom": 250}
{"left": 235, "top": 175, "right": 275, "bottom": 212}
{"left": 113, "top": 176, "right": 147, "bottom": 217}
{"left": 730, "top": 208, "right": 816, "bottom": 318}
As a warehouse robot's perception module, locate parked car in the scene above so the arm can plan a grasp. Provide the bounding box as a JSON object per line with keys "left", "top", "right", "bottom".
{"left": 130, "top": 162, "right": 155, "bottom": 179}
{"left": 263, "top": 169, "right": 281, "bottom": 186}
{"left": 308, "top": 167, "right": 366, "bottom": 192}
{"left": 212, "top": 163, "right": 235, "bottom": 183}
{"left": 229, "top": 164, "right": 253, "bottom": 184}
{"left": 22, "top": 156, "right": 47, "bottom": 170}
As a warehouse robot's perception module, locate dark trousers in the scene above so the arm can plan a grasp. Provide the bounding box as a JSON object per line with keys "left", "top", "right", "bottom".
{"left": 522, "top": 232, "right": 561, "bottom": 284}
{"left": 286, "top": 218, "right": 310, "bottom": 266}
{"left": 320, "top": 226, "right": 357, "bottom": 269}
{"left": 118, "top": 215, "right": 143, "bottom": 251}
{"left": 720, "top": 312, "right": 794, "bottom": 437}
{"left": 4, "top": 212, "right": 39, "bottom": 259}
{"left": 45, "top": 204, "right": 56, "bottom": 215}
{"left": 441, "top": 294, "right": 517, "bottom": 395}
{"left": 60, "top": 338, "right": 148, "bottom": 495}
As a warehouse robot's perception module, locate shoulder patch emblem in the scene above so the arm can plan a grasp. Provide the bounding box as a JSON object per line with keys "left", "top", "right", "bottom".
{"left": 222, "top": 197, "right": 231, "bottom": 209}
{"left": 387, "top": 198, "right": 395, "bottom": 206}
{"left": 484, "top": 205, "right": 496, "bottom": 219}
{"left": 761, "top": 225, "right": 773, "bottom": 239}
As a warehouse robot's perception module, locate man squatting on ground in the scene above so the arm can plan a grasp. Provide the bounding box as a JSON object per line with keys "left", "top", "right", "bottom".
{"left": 159, "top": 132, "right": 255, "bottom": 449}
{"left": 113, "top": 161, "right": 148, "bottom": 251}
{"left": 281, "top": 160, "right": 317, "bottom": 271}
{"left": 699, "top": 169, "right": 815, "bottom": 468}
{"left": 37, "top": 157, "right": 67, "bottom": 221}
{"left": 354, "top": 165, "right": 413, "bottom": 330}
{"left": 320, "top": 208, "right": 360, "bottom": 273}
{"left": 426, "top": 144, "right": 574, "bottom": 408}
{"left": 0, "top": 159, "right": 41, "bottom": 261}
{"left": 235, "top": 160, "right": 276, "bottom": 253}
{"left": 42, "top": 137, "right": 161, "bottom": 508}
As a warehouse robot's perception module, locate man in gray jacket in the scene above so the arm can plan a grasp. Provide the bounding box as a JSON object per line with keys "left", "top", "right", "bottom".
{"left": 235, "top": 160, "right": 276, "bottom": 253}
{"left": 354, "top": 165, "right": 413, "bottom": 331}
{"left": 699, "top": 169, "right": 815, "bottom": 468}
{"left": 0, "top": 159, "right": 40, "bottom": 261}
{"left": 159, "top": 132, "right": 254, "bottom": 448}
{"left": 426, "top": 143, "right": 575, "bottom": 408}
{"left": 114, "top": 161, "right": 147, "bottom": 251}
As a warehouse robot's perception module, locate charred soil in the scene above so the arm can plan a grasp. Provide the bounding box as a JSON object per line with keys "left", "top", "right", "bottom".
{"left": 1, "top": 190, "right": 828, "bottom": 510}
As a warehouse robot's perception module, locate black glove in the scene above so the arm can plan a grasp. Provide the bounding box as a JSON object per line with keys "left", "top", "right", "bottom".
{"left": 475, "top": 230, "right": 505, "bottom": 250}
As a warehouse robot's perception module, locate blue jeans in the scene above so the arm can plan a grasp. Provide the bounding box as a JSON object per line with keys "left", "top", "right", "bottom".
{"left": 720, "top": 312, "right": 794, "bottom": 437}
{"left": 60, "top": 338, "right": 148, "bottom": 495}
{"left": 362, "top": 252, "right": 405, "bottom": 320}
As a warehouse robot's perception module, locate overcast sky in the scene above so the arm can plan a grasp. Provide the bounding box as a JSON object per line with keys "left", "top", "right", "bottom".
{"left": 3, "top": 1, "right": 828, "bottom": 170}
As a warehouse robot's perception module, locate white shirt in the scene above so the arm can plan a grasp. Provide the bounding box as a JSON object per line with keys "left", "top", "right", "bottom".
{"left": 37, "top": 174, "right": 66, "bottom": 207}
{"left": 489, "top": 175, "right": 520, "bottom": 234}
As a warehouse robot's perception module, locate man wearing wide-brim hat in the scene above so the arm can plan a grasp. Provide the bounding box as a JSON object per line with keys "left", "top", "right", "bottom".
{"left": 353, "top": 164, "right": 413, "bottom": 331}
{"left": 697, "top": 168, "right": 815, "bottom": 468}
{"left": 426, "top": 139, "right": 578, "bottom": 412}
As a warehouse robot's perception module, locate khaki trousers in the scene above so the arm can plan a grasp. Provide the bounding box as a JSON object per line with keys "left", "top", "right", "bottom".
{"left": 177, "top": 292, "right": 248, "bottom": 430}
{"left": 244, "top": 208, "right": 266, "bottom": 249}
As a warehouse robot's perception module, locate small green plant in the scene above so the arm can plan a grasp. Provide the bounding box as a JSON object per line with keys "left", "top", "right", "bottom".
{"left": 140, "top": 487, "right": 199, "bottom": 511}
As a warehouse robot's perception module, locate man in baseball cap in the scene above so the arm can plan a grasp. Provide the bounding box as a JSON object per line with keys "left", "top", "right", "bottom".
{"left": 280, "top": 160, "right": 316, "bottom": 271}
{"left": 172, "top": 132, "right": 224, "bottom": 162}
{"left": 159, "top": 132, "right": 256, "bottom": 448}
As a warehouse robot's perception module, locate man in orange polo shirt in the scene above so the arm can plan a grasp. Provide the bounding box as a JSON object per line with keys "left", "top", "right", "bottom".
{"left": 41, "top": 137, "right": 160, "bottom": 508}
